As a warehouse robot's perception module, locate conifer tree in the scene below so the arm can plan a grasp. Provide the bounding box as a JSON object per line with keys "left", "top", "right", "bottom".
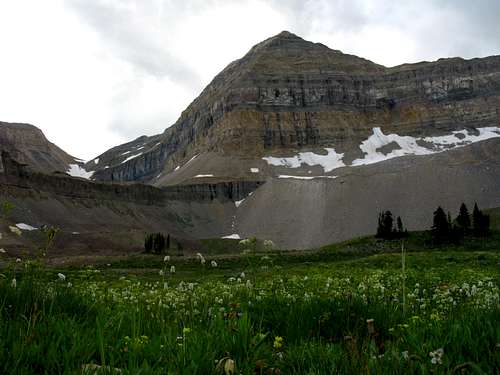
{"left": 144, "top": 234, "right": 153, "bottom": 253}
{"left": 432, "top": 206, "right": 449, "bottom": 244}
{"left": 472, "top": 203, "right": 490, "bottom": 237}
{"left": 376, "top": 211, "right": 394, "bottom": 239}
{"left": 397, "top": 216, "right": 403, "bottom": 233}
{"left": 456, "top": 203, "right": 471, "bottom": 233}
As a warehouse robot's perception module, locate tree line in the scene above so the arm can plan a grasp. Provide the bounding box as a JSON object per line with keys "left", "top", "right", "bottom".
{"left": 431, "top": 202, "right": 490, "bottom": 244}
{"left": 144, "top": 232, "right": 183, "bottom": 254}
{"left": 376, "top": 202, "right": 491, "bottom": 244}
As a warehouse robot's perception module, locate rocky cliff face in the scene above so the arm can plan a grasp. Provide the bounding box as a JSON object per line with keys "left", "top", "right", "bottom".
{"left": 87, "top": 31, "right": 500, "bottom": 184}
{"left": 0, "top": 121, "right": 79, "bottom": 174}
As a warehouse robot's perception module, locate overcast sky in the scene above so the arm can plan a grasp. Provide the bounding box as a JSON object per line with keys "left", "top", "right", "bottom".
{"left": 1, "top": 0, "right": 499, "bottom": 160}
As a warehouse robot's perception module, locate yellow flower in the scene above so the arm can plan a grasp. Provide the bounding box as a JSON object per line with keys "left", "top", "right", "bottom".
{"left": 273, "top": 336, "right": 284, "bottom": 350}
{"left": 183, "top": 327, "right": 191, "bottom": 335}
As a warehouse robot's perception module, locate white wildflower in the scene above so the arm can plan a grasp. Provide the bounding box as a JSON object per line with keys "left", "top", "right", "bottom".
{"left": 401, "top": 351, "right": 409, "bottom": 360}
{"left": 16, "top": 258, "right": 21, "bottom": 263}
{"left": 164, "top": 255, "right": 170, "bottom": 262}
{"left": 429, "top": 348, "right": 444, "bottom": 365}
{"left": 9, "top": 226, "right": 22, "bottom": 236}
{"left": 170, "top": 266, "right": 176, "bottom": 274}
{"left": 240, "top": 272, "right": 245, "bottom": 279}
{"left": 0, "top": 248, "right": 6, "bottom": 254}
{"left": 159, "top": 269, "right": 164, "bottom": 276}
{"left": 57, "top": 273, "right": 66, "bottom": 281}
{"left": 211, "top": 260, "right": 218, "bottom": 268}
{"left": 11, "top": 278, "right": 16, "bottom": 288}
{"left": 263, "top": 239, "right": 275, "bottom": 249}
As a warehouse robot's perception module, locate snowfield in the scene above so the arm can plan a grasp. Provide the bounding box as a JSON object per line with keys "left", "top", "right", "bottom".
{"left": 221, "top": 234, "right": 241, "bottom": 239}
{"left": 263, "top": 148, "right": 345, "bottom": 172}
{"left": 263, "top": 126, "right": 500, "bottom": 172}
{"left": 16, "top": 223, "right": 37, "bottom": 231}
{"left": 67, "top": 164, "right": 94, "bottom": 179}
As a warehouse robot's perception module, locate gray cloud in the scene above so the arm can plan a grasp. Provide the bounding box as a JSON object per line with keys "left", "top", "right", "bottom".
{"left": 268, "top": 0, "right": 500, "bottom": 64}
{"left": 65, "top": 0, "right": 204, "bottom": 89}
{"left": 61, "top": 0, "right": 500, "bottom": 149}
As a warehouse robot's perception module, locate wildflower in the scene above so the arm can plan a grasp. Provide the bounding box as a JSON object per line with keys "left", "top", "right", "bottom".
{"left": 246, "top": 280, "right": 252, "bottom": 288}
{"left": 164, "top": 255, "right": 170, "bottom": 262}
{"left": 240, "top": 272, "right": 245, "bottom": 279}
{"left": 11, "top": 278, "right": 16, "bottom": 288}
{"left": 183, "top": 327, "right": 191, "bottom": 335}
{"left": 196, "top": 252, "right": 206, "bottom": 264}
{"left": 273, "top": 336, "right": 284, "bottom": 350}
{"left": 429, "top": 348, "right": 444, "bottom": 365}
{"left": 170, "top": 266, "right": 176, "bottom": 273}
{"left": 67, "top": 282, "right": 72, "bottom": 288}
{"left": 0, "top": 248, "right": 5, "bottom": 254}
{"left": 401, "top": 351, "right": 409, "bottom": 360}
{"left": 9, "top": 226, "right": 21, "bottom": 236}
{"left": 163, "top": 282, "right": 168, "bottom": 289}
{"left": 263, "top": 239, "right": 275, "bottom": 249}
{"left": 16, "top": 258, "right": 21, "bottom": 263}
{"left": 211, "top": 260, "right": 218, "bottom": 268}
{"left": 57, "top": 273, "right": 66, "bottom": 281}
{"left": 159, "top": 269, "right": 164, "bottom": 276}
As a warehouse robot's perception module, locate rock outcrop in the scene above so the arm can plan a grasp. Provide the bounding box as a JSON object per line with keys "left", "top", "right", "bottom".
{"left": 87, "top": 31, "right": 500, "bottom": 184}
{"left": 0, "top": 121, "right": 78, "bottom": 174}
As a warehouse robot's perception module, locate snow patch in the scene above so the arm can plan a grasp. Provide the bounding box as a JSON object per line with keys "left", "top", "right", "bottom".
{"left": 263, "top": 127, "right": 500, "bottom": 171}
{"left": 351, "top": 127, "right": 433, "bottom": 166}
{"left": 120, "top": 150, "right": 131, "bottom": 156}
{"left": 263, "top": 148, "right": 345, "bottom": 172}
{"left": 194, "top": 174, "right": 214, "bottom": 178}
{"left": 235, "top": 198, "right": 245, "bottom": 207}
{"left": 222, "top": 234, "right": 241, "bottom": 239}
{"left": 93, "top": 158, "right": 99, "bottom": 164}
{"left": 186, "top": 154, "right": 199, "bottom": 164}
{"left": 352, "top": 126, "right": 500, "bottom": 166}
{"left": 16, "top": 223, "right": 37, "bottom": 231}
{"left": 250, "top": 168, "right": 259, "bottom": 173}
{"left": 121, "top": 153, "right": 143, "bottom": 164}
{"left": 174, "top": 166, "right": 180, "bottom": 171}
{"left": 278, "top": 175, "right": 337, "bottom": 180}
{"left": 67, "top": 164, "right": 94, "bottom": 179}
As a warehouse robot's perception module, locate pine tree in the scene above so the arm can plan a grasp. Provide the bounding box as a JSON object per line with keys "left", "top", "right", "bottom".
{"left": 144, "top": 234, "right": 153, "bottom": 253}
{"left": 166, "top": 234, "right": 171, "bottom": 249}
{"left": 472, "top": 203, "right": 490, "bottom": 237}
{"left": 456, "top": 203, "right": 471, "bottom": 233}
{"left": 376, "top": 211, "right": 394, "bottom": 239}
{"left": 152, "top": 233, "right": 166, "bottom": 254}
{"left": 432, "top": 206, "right": 449, "bottom": 244}
{"left": 397, "top": 216, "right": 403, "bottom": 233}
{"left": 472, "top": 203, "right": 482, "bottom": 237}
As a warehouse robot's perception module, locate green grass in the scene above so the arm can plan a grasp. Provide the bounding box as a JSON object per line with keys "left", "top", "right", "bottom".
{"left": 0, "top": 232, "right": 499, "bottom": 374}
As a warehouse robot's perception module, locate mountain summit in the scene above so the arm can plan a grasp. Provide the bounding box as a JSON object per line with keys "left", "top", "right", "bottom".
{"left": 86, "top": 31, "right": 500, "bottom": 188}
{"left": 2, "top": 32, "right": 499, "bottom": 250}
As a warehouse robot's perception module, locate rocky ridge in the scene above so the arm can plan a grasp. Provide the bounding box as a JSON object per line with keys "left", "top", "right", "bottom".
{"left": 86, "top": 31, "right": 500, "bottom": 185}
{"left": 0, "top": 121, "right": 80, "bottom": 174}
